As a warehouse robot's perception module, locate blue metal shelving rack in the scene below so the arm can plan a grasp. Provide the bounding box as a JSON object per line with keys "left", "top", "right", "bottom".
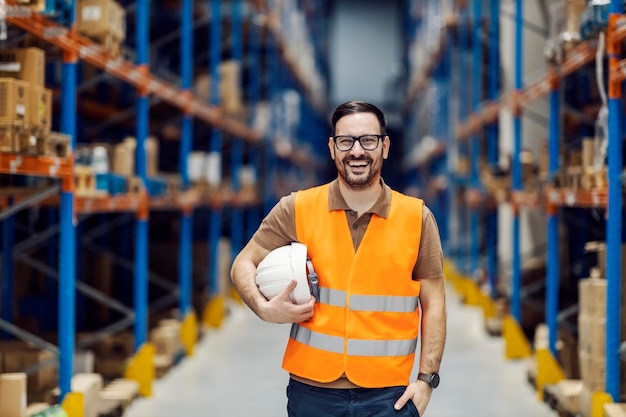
{"left": 208, "top": 0, "right": 223, "bottom": 305}
{"left": 486, "top": 0, "right": 500, "bottom": 299}
{"left": 469, "top": 0, "right": 482, "bottom": 280}
{"left": 230, "top": 0, "right": 245, "bottom": 265}
{"left": 0, "top": 0, "right": 332, "bottom": 404}
{"left": 606, "top": 0, "right": 623, "bottom": 401}
{"left": 510, "top": 0, "right": 523, "bottom": 325}
{"left": 58, "top": 0, "right": 78, "bottom": 400}
{"left": 134, "top": 0, "right": 150, "bottom": 352}
{"left": 178, "top": 0, "right": 194, "bottom": 320}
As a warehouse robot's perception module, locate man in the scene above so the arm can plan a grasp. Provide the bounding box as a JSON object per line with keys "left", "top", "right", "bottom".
{"left": 231, "top": 100, "right": 446, "bottom": 417}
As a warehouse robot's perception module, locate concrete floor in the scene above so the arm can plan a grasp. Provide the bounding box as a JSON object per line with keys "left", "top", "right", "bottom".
{"left": 123, "top": 287, "right": 556, "bottom": 417}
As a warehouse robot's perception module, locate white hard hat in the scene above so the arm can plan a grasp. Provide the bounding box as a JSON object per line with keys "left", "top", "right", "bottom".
{"left": 255, "top": 242, "right": 319, "bottom": 305}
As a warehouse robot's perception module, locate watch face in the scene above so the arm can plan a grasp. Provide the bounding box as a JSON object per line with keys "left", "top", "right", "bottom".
{"left": 431, "top": 373, "right": 440, "bottom": 388}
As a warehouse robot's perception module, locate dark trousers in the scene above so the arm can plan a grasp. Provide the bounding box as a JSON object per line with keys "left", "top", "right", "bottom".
{"left": 286, "top": 378, "right": 420, "bottom": 417}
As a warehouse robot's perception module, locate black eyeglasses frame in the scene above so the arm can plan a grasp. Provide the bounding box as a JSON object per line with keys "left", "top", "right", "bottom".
{"left": 331, "top": 134, "right": 386, "bottom": 151}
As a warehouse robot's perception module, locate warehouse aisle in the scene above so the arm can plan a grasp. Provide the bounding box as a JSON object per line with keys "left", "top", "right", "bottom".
{"left": 123, "top": 287, "right": 556, "bottom": 417}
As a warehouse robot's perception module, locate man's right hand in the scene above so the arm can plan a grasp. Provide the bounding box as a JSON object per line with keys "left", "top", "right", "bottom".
{"left": 260, "top": 280, "right": 315, "bottom": 324}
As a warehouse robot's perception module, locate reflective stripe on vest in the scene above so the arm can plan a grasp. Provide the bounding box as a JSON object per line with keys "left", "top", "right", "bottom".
{"left": 291, "top": 324, "right": 418, "bottom": 357}
{"left": 319, "top": 288, "right": 418, "bottom": 313}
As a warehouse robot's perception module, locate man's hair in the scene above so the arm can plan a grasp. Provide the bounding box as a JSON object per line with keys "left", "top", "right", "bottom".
{"left": 330, "top": 101, "right": 387, "bottom": 136}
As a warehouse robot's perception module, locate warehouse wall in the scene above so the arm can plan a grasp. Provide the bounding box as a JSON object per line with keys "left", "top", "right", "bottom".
{"left": 327, "top": 0, "right": 404, "bottom": 121}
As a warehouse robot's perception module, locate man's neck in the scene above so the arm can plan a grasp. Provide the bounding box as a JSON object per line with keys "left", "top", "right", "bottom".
{"left": 338, "top": 178, "right": 382, "bottom": 216}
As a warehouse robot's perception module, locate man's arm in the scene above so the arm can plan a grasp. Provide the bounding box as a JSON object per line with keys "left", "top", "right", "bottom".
{"left": 418, "top": 275, "right": 446, "bottom": 374}
{"left": 230, "top": 240, "right": 315, "bottom": 324}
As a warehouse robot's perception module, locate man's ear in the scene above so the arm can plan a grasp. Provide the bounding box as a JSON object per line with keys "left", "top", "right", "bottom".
{"left": 383, "top": 136, "right": 390, "bottom": 159}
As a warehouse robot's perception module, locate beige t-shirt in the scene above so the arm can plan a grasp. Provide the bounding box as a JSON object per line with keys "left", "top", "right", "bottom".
{"left": 252, "top": 179, "right": 444, "bottom": 281}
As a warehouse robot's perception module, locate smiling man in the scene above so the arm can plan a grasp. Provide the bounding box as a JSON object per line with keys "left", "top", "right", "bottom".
{"left": 231, "top": 100, "right": 447, "bottom": 417}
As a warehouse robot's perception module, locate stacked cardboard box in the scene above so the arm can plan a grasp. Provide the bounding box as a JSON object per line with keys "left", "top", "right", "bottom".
{"left": 0, "top": 341, "right": 58, "bottom": 402}
{"left": 577, "top": 243, "right": 626, "bottom": 417}
{"left": 604, "top": 403, "right": 626, "bottom": 417}
{"left": 0, "top": 47, "right": 53, "bottom": 154}
{"left": 194, "top": 60, "right": 244, "bottom": 116}
{"left": 77, "top": 0, "right": 126, "bottom": 57}
{"left": 0, "top": 373, "right": 27, "bottom": 417}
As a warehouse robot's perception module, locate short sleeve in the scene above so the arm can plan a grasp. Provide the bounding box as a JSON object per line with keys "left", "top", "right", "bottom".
{"left": 413, "top": 206, "right": 444, "bottom": 280}
{"left": 251, "top": 193, "right": 298, "bottom": 250}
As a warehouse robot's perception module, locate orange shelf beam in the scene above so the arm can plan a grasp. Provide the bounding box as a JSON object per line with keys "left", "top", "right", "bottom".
{"left": 5, "top": 3, "right": 262, "bottom": 145}
{"left": 545, "top": 186, "right": 608, "bottom": 208}
{"left": 0, "top": 153, "right": 73, "bottom": 180}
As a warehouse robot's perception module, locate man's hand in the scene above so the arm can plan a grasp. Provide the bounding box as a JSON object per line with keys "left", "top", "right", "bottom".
{"left": 394, "top": 381, "right": 432, "bottom": 416}
{"left": 259, "top": 280, "right": 315, "bottom": 324}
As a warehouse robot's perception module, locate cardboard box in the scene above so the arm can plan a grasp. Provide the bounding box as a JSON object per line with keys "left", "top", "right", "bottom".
{"left": 112, "top": 137, "right": 136, "bottom": 177}
{"left": 0, "top": 341, "right": 58, "bottom": 396}
{"left": 578, "top": 350, "right": 605, "bottom": 392}
{"left": 0, "top": 78, "right": 29, "bottom": 124}
{"left": 0, "top": 373, "right": 27, "bottom": 417}
{"left": 78, "top": 0, "right": 126, "bottom": 40}
{"left": 604, "top": 403, "right": 626, "bottom": 417}
{"left": 26, "top": 84, "right": 52, "bottom": 134}
{"left": 579, "top": 278, "right": 607, "bottom": 318}
{"left": 0, "top": 121, "right": 24, "bottom": 153}
{"left": 0, "top": 48, "right": 45, "bottom": 87}
{"left": 72, "top": 373, "right": 103, "bottom": 417}
{"left": 555, "top": 379, "right": 583, "bottom": 414}
{"left": 577, "top": 314, "right": 605, "bottom": 358}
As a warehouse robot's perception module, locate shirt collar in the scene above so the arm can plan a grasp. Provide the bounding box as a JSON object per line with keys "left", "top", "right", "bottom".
{"left": 328, "top": 178, "right": 391, "bottom": 219}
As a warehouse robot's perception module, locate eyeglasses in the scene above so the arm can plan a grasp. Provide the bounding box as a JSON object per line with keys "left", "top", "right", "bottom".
{"left": 332, "top": 134, "right": 385, "bottom": 151}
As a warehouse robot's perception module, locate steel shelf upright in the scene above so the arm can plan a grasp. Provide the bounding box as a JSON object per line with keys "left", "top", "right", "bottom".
{"left": 263, "top": 31, "right": 279, "bottom": 217}
{"left": 246, "top": 8, "right": 263, "bottom": 239}
{"left": 178, "top": 0, "right": 195, "bottom": 354}
{"left": 605, "top": 0, "right": 624, "bottom": 401}
{"left": 545, "top": 66, "right": 561, "bottom": 358}
{"left": 502, "top": 0, "right": 532, "bottom": 361}
{"left": 469, "top": 0, "right": 482, "bottom": 281}
{"left": 486, "top": 0, "right": 500, "bottom": 299}
{"left": 440, "top": 32, "right": 452, "bottom": 255}
{"left": 58, "top": 0, "right": 78, "bottom": 401}
{"left": 456, "top": 4, "right": 470, "bottom": 276}
{"left": 206, "top": 0, "right": 225, "bottom": 327}
{"left": 230, "top": 0, "right": 245, "bottom": 264}
{"left": 1, "top": 196, "right": 15, "bottom": 334}
{"left": 510, "top": 0, "right": 523, "bottom": 328}
{"left": 134, "top": 0, "right": 150, "bottom": 355}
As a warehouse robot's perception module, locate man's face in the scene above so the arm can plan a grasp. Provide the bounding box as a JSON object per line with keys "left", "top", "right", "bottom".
{"left": 328, "top": 112, "right": 389, "bottom": 190}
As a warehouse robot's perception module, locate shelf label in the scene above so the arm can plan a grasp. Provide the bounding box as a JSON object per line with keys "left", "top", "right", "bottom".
{"left": 43, "top": 26, "right": 67, "bottom": 39}
{"left": 565, "top": 190, "right": 576, "bottom": 206}
{"left": 82, "top": 5, "right": 102, "bottom": 21}
{"left": 0, "top": 62, "right": 20, "bottom": 72}
{"left": 6, "top": 6, "right": 31, "bottom": 18}
{"left": 9, "top": 156, "right": 21, "bottom": 173}
{"left": 548, "top": 190, "right": 560, "bottom": 204}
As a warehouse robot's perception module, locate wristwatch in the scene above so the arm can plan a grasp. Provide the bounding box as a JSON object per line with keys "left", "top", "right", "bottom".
{"left": 417, "top": 372, "right": 440, "bottom": 389}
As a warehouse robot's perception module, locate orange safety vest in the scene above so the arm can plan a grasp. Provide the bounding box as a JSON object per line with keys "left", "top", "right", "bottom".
{"left": 282, "top": 184, "right": 423, "bottom": 388}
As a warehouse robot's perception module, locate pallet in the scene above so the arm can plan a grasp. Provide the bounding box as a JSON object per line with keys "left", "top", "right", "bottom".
{"left": 484, "top": 317, "right": 503, "bottom": 337}
{"left": 75, "top": 165, "right": 99, "bottom": 197}
{"left": 543, "top": 381, "right": 582, "bottom": 417}
{"left": 0, "top": 121, "right": 34, "bottom": 153}
{"left": 99, "top": 378, "right": 140, "bottom": 414}
{"left": 45, "top": 132, "right": 71, "bottom": 158}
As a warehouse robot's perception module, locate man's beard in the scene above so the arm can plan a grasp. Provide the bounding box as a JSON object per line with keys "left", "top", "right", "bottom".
{"left": 337, "top": 156, "right": 378, "bottom": 190}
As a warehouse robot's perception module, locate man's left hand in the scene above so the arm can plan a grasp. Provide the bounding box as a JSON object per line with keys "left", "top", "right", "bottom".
{"left": 394, "top": 381, "right": 432, "bottom": 416}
